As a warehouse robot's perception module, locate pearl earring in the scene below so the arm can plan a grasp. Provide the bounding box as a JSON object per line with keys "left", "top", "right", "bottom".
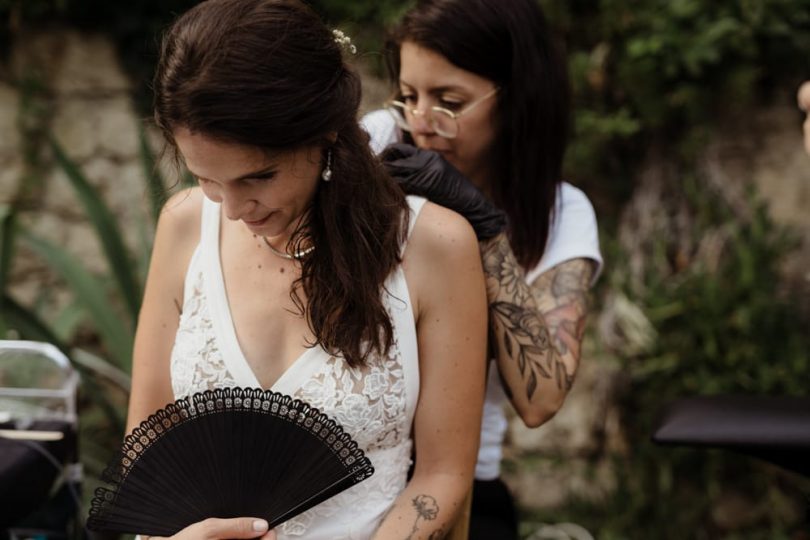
{"left": 321, "top": 148, "right": 333, "bottom": 182}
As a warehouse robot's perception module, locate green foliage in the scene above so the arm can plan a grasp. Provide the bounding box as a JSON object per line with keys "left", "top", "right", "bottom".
{"left": 631, "top": 179, "right": 808, "bottom": 395}
{"left": 552, "top": 0, "right": 810, "bottom": 197}
{"left": 309, "top": 0, "right": 410, "bottom": 26}
{"left": 1, "top": 0, "right": 200, "bottom": 110}
{"left": 139, "top": 126, "right": 168, "bottom": 225}
{"left": 309, "top": 0, "right": 411, "bottom": 69}
{"left": 0, "top": 205, "right": 14, "bottom": 337}
{"left": 50, "top": 138, "right": 142, "bottom": 326}
{"left": 577, "top": 180, "right": 809, "bottom": 537}
{"left": 5, "top": 137, "right": 164, "bottom": 368}
{"left": 0, "top": 0, "right": 413, "bottom": 110}
{"left": 0, "top": 133, "right": 164, "bottom": 519}
{"left": 20, "top": 230, "right": 135, "bottom": 368}
{"left": 540, "top": 3, "right": 810, "bottom": 533}
{"left": 519, "top": 186, "right": 810, "bottom": 538}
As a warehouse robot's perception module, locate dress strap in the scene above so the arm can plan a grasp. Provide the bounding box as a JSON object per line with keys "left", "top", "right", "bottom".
{"left": 387, "top": 195, "right": 426, "bottom": 425}
{"left": 200, "top": 196, "right": 220, "bottom": 252}
{"left": 400, "top": 195, "right": 427, "bottom": 258}
{"left": 180, "top": 195, "right": 218, "bottom": 305}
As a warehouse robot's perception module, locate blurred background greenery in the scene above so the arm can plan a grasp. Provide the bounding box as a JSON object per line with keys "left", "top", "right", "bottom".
{"left": 1, "top": 0, "right": 809, "bottom": 538}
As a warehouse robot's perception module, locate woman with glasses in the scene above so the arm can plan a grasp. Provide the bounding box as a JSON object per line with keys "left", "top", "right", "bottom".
{"left": 362, "top": 0, "right": 603, "bottom": 537}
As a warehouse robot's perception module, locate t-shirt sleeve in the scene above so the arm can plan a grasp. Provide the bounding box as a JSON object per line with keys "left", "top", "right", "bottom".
{"left": 524, "top": 183, "right": 604, "bottom": 286}
{"left": 360, "top": 109, "right": 401, "bottom": 155}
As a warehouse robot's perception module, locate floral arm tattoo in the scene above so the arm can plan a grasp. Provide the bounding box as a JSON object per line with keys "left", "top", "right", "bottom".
{"left": 481, "top": 233, "right": 594, "bottom": 404}
{"left": 403, "top": 495, "right": 444, "bottom": 540}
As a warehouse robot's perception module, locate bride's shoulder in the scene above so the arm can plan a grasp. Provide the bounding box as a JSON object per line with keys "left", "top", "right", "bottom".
{"left": 150, "top": 187, "right": 205, "bottom": 271}
{"left": 403, "top": 201, "right": 481, "bottom": 284}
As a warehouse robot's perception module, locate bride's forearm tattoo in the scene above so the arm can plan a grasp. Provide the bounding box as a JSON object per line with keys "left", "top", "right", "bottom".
{"left": 405, "top": 494, "right": 441, "bottom": 540}
{"left": 482, "top": 234, "right": 593, "bottom": 401}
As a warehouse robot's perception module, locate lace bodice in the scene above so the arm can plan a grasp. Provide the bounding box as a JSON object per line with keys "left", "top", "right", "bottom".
{"left": 169, "top": 196, "right": 424, "bottom": 539}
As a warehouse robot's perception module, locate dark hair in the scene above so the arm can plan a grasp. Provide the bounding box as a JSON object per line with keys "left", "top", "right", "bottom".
{"left": 154, "top": 0, "right": 408, "bottom": 367}
{"left": 387, "top": 0, "right": 570, "bottom": 269}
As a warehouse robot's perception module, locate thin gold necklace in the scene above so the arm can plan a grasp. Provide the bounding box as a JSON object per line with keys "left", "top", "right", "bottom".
{"left": 262, "top": 236, "right": 315, "bottom": 260}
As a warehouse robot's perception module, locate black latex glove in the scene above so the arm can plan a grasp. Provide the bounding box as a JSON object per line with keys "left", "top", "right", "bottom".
{"left": 381, "top": 143, "right": 507, "bottom": 240}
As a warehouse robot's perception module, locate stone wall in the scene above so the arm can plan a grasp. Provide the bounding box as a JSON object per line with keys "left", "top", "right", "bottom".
{"left": 1, "top": 29, "right": 154, "bottom": 315}
{"left": 718, "top": 106, "right": 810, "bottom": 304}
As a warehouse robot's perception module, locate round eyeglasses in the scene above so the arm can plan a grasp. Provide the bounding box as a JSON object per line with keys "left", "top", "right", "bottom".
{"left": 385, "top": 87, "right": 499, "bottom": 139}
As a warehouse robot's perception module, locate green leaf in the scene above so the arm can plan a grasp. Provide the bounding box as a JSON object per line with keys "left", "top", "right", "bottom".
{"left": 71, "top": 347, "right": 131, "bottom": 392}
{"left": 0, "top": 293, "right": 68, "bottom": 353}
{"left": 78, "top": 374, "right": 127, "bottom": 436}
{"left": 0, "top": 205, "right": 16, "bottom": 337}
{"left": 134, "top": 207, "right": 155, "bottom": 288}
{"left": 20, "top": 229, "right": 133, "bottom": 369}
{"left": 0, "top": 204, "right": 14, "bottom": 291}
{"left": 138, "top": 126, "right": 166, "bottom": 226}
{"left": 49, "top": 137, "right": 141, "bottom": 325}
{"left": 52, "top": 299, "right": 86, "bottom": 342}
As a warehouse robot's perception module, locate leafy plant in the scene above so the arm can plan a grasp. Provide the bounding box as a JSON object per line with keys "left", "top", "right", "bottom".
{"left": 549, "top": 0, "right": 810, "bottom": 203}
{"left": 1, "top": 128, "right": 167, "bottom": 524}
{"left": 49, "top": 139, "right": 142, "bottom": 328}
{"left": 9, "top": 135, "right": 163, "bottom": 372}
{"left": 530, "top": 2, "right": 810, "bottom": 536}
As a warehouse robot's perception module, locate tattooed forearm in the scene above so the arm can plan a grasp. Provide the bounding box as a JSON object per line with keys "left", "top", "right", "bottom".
{"left": 405, "top": 495, "right": 440, "bottom": 540}
{"left": 481, "top": 233, "right": 531, "bottom": 303}
{"left": 482, "top": 234, "right": 555, "bottom": 399}
{"left": 490, "top": 300, "right": 555, "bottom": 398}
{"left": 481, "top": 234, "right": 595, "bottom": 404}
{"left": 532, "top": 259, "right": 593, "bottom": 364}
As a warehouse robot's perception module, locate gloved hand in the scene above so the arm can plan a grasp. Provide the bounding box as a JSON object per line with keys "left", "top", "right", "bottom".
{"left": 381, "top": 143, "right": 507, "bottom": 240}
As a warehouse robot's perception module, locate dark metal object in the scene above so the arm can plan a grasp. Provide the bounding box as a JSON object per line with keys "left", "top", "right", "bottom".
{"left": 652, "top": 395, "right": 810, "bottom": 477}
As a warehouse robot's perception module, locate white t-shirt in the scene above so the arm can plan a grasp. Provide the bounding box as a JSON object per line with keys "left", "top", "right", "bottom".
{"left": 361, "top": 109, "right": 603, "bottom": 480}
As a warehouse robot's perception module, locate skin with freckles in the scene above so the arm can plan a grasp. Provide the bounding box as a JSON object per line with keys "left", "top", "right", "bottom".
{"left": 175, "top": 127, "right": 321, "bottom": 249}
{"left": 169, "top": 129, "right": 323, "bottom": 386}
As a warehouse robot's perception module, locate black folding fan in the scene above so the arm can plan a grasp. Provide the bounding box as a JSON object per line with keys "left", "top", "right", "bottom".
{"left": 87, "top": 387, "right": 374, "bottom": 536}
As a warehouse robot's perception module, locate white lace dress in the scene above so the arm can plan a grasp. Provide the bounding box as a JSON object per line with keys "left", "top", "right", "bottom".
{"left": 169, "top": 196, "right": 425, "bottom": 539}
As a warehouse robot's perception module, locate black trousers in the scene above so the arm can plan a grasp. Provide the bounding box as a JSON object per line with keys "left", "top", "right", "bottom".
{"left": 469, "top": 478, "right": 519, "bottom": 540}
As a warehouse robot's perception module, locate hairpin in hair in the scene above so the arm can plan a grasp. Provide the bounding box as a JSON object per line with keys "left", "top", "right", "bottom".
{"left": 332, "top": 29, "right": 357, "bottom": 55}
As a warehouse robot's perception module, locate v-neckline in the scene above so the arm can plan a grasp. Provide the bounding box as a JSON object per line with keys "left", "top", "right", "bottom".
{"left": 201, "top": 199, "right": 325, "bottom": 394}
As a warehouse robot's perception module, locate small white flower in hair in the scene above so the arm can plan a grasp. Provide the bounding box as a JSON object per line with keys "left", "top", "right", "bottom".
{"left": 332, "top": 28, "right": 357, "bottom": 55}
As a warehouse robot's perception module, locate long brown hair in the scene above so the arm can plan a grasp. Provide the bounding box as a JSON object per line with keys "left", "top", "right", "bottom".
{"left": 387, "top": 0, "right": 570, "bottom": 269}
{"left": 154, "top": 0, "right": 408, "bottom": 367}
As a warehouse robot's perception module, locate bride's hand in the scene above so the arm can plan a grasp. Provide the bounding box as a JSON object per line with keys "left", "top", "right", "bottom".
{"left": 147, "top": 517, "right": 276, "bottom": 539}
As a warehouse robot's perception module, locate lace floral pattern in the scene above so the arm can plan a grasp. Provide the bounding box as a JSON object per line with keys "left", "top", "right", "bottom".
{"left": 279, "top": 326, "right": 410, "bottom": 537}
{"left": 171, "top": 270, "right": 238, "bottom": 398}
{"left": 170, "top": 265, "right": 414, "bottom": 538}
